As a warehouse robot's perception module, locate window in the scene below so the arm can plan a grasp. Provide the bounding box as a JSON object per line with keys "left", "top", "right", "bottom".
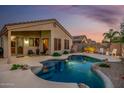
{"left": 35, "top": 38, "right": 39, "bottom": 47}
{"left": 29, "top": 38, "right": 34, "bottom": 47}
{"left": 29, "top": 38, "right": 39, "bottom": 47}
{"left": 11, "top": 41, "right": 16, "bottom": 47}
{"left": 54, "top": 38, "right": 61, "bottom": 51}
{"left": 58, "top": 39, "right": 61, "bottom": 50}
{"left": 64, "top": 39, "right": 69, "bottom": 49}
{"left": 17, "top": 37, "right": 23, "bottom": 47}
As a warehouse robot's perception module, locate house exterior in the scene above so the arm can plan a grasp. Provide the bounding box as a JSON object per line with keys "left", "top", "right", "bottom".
{"left": 0, "top": 19, "right": 72, "bottom": 58}
{"left": 72, "top": 35, "right": 88, "bottom": 52}
{"left": 87, "top": 39, "right": 97, "bottom": 46}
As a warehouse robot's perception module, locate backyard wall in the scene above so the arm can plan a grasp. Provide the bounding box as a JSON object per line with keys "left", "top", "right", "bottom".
{"left": 110, "top": 43, "right": 124, "bottom": 56}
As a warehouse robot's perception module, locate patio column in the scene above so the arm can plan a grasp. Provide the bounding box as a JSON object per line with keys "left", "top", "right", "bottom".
{"left": 39, "top": 34, "right": 42, "bottom": 53}
{"left": 7, "top": 31, "right": 11, "bottom": 64}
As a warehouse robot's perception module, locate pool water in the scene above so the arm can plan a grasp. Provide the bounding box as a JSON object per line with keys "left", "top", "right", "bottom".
{"left": 36, "top": 55, "right": 105, "bottom": 88}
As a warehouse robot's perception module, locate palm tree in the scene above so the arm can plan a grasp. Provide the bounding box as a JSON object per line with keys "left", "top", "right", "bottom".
{"left": 118, "top": 31, "right": 124, "bottom": 56}
{"left": 120, "top": 30, "right": 124, "bottom": 43}
{"left": 103, "top": 29, "right": 120, "bottom": 51}
{"left": 119, "top": 21, "right": 124, "bottom": 56}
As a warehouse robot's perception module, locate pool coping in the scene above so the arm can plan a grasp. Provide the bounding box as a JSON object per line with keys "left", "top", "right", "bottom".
{"left": 91, "top": 63, "right": 114, "bottom": 88}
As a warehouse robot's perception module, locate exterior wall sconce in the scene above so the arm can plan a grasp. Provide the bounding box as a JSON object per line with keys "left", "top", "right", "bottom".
{"left": 11, "top": 36, "right": 16, "bottom": 41}
{"left": 24, "top": 38, "right": 29, "bottom": 45}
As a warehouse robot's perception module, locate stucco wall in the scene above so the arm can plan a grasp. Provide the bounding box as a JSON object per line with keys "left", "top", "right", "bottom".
{"left": 3, "top": 20, "right": 72, "bottom": 56}
{"left": 110, "top": 43, "right": 124, "bottom": 55}
{"left": 51, "top": 24, "right": 72, "bottom": 54}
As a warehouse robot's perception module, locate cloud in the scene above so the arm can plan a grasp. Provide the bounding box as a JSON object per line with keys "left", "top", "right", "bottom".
{"left": 50, "top": 5, "right": 124, "bottom": 26}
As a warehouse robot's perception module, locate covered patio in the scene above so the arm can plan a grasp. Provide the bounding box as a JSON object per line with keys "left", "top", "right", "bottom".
{"left": 10, "top": 30, "right": 51, "bottom": 56}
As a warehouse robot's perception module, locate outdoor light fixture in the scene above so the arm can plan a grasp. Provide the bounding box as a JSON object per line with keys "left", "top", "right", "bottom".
{"left": 11, "top": 36, "right": 16, "bottom": 41}
{"left": 24, "top": 38, "right": 29, "bottom": 44}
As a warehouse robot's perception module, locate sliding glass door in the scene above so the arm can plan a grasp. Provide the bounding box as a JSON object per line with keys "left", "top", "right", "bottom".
{"left": 17, "top": 37, "right": 24, "bottom": 55}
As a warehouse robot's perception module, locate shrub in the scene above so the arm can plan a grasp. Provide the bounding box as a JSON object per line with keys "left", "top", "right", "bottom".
{"left": 99, "top": 63, "right": 110, "bottom": 68}
{"left": 10, "top": 64, "right": 23, "bottom": 70}
{"left": 10, "top": 64, "right": 29, "bottom": 70}
{"left": 52, "top": 52, "right": 61, "bottom": 57}
{"left": 63, "top": 51, "right": 69, "bottom": 54}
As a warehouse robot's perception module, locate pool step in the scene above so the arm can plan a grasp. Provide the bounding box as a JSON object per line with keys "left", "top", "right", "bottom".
{"left": 39, "top": 71, "right": 54, "bottom": 79}
{"left": 37, "top": 66, "right": 55, "bottom": 75}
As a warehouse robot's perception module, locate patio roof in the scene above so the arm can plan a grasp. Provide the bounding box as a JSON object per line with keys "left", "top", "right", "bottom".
{"left": 0, "top": 19, "right": 72, "bottom": 38}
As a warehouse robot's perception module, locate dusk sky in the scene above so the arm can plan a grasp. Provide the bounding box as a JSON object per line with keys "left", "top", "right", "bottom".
{"left": 0, "top": 5, "right": 124, "bottom": 42}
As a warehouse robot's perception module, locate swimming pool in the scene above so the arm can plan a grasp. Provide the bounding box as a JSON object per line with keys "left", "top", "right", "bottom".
{"left": 36, "top": 55, "right": 105, "bottom": 88}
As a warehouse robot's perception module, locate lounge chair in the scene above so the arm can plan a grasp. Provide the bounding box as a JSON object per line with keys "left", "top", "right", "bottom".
{"left": 99, "top": 48, "right": 104, "bottom": 54}
{"left": 106, "top": 51, "right": 109, "bottom": 56}
{"left": 111, "top": 49, "right": 117, "bottom": 56}
{"left": 28, "top": 50, "right": 35, "bottom": 56}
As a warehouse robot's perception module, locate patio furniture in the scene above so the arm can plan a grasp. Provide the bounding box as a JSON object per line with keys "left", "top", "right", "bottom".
{"left": 40, "top": 49, "right": 49, "bottom": 55}
{"left": 99, "top": 48, "right": 104, "bottom": 54}
{"left": 111, "top": 49, "right": 117, "bottom": 56}
{"left": 106, "top": 51, "right": 109, "bottom": 56}
{"left": 28, "top": 50, "right": 35, "bottom": 56}
{"left": 45, "top": 50, "right": 49, "bottom": 55}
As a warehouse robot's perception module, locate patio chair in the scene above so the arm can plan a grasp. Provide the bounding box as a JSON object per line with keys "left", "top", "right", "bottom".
{"left": 28, "top": 50, "right": 35, "bottom": 56}
{"left": 40, "top": 49, "right": 49, "bottom": 55}
{"left": 99, "top": 48, "right": 104, "bottom": 54}
{"left": 106, "top": 51, "right": 109, "bottom": 56}
{"left": 105, "top": 48, "right": 110, "bottom": 56}
{"left": 111, "top": 49, "right": 117, "bottom": 56}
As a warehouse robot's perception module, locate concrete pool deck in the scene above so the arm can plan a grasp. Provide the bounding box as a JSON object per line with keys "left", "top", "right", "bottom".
{"left": 0, "top": 69, "right": 79, "bottom": 88}
{"left": 82, "top": 53, "right": 121, "bottom": 62}
{"left": 99, "top": 62, "right": 124, "bottom": 88}
{"left": 0, "top": 53, "right": 122, "bottom": 88}
{"left": 0, "top": 55, "right": 80, "bottom": 88}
